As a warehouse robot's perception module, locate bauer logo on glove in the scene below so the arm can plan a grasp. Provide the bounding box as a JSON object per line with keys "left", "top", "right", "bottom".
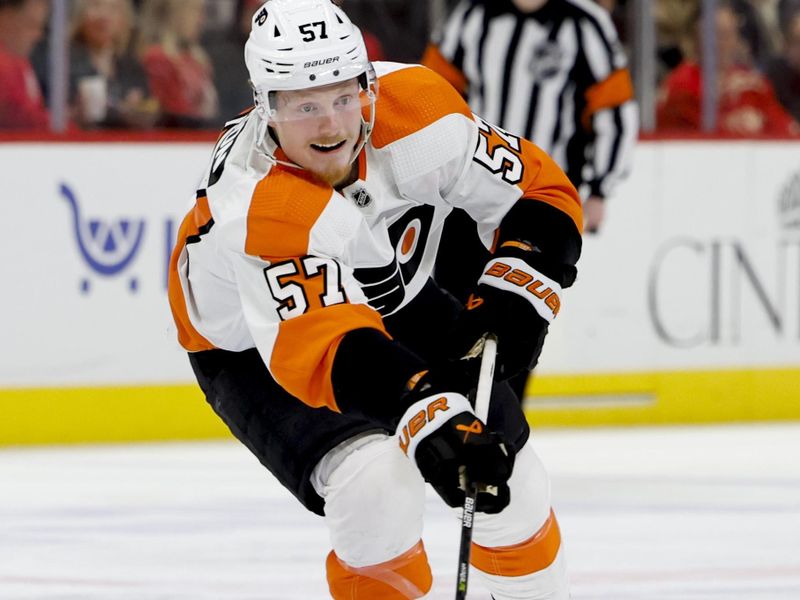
{"left": 395, "top": 383, "right": 514, "bottom": 513}
{"left": 397, "top": 393, "right": 472, "bottom": 458}
{"left": 398, "top": 395, "right": 453, "bottom": 456}
{"left": 479, "top": 257, "right": 562, "bottom": 322}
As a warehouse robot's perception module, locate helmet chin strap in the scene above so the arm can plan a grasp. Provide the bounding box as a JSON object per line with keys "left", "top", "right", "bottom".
{"left": 254, "top": 118, "right": 301, "bottom": 170}
{"left": 350, "top": 91, "right": 376, "bottom": 165}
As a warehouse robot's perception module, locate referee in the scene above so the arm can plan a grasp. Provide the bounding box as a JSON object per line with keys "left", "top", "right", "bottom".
{"left": 424, "top": 0, "right": 638, "bottom": 395}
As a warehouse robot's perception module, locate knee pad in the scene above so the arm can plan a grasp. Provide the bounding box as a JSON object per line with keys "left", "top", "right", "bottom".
{"left": 468, "top": 441, "right": 569, "bottom": 598}
{"left": 472, "top": 440, "right": 552, "bottom": 548}
{"left": 326, "top": 541, "right": 433, "bottom": 599}
{"left": 314, "top": 434, "right": 426, "bottom": 566}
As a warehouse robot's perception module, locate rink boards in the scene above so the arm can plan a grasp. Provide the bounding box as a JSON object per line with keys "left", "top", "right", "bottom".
{"left": 1, "top": 139, "right": 799, "bottom": 444}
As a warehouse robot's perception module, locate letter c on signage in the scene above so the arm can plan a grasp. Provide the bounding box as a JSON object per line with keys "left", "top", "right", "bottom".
{"left": 648, "top": 238, "right": 706, "bottom": 347}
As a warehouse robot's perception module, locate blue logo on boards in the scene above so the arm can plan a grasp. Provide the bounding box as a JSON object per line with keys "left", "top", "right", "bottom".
{"left": 60, "top": 182, "right": 175, "bottom": 295}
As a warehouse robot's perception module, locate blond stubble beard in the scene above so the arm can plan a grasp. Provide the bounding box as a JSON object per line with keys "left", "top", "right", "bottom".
{"left": 316, "top": 151, "right": 360, "bottom": 188}
{"left": 316, "top": 163, "right": 353, "bottom": 187}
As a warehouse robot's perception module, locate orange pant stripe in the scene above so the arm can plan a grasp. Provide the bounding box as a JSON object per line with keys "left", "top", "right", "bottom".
{"left": 326, "top": 540, "right": 433, "bottom": 599}
{"left": 471, "top": 509, "right": 562, "bottom": 577}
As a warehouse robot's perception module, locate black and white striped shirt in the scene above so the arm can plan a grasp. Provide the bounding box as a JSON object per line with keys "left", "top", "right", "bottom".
{"left": 423, "top": 0, "right": 638, "bottom": 199}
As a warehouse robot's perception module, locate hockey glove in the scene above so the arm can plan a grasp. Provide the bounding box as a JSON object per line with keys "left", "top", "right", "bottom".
{"left": 449, "top": 241, "right": 563, "bottom": 380}
{"left": 396, "top": 368, "right": 514, "bottom": 514}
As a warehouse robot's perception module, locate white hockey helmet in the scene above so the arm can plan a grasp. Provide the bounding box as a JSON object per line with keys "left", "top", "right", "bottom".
{"left": 244, "top": 0, "right": 378, "bottom": 158}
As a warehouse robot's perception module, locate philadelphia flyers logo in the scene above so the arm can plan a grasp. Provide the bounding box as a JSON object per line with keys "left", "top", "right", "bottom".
{"left": 398, "top": 218, "right": 421, "bottom": 264}
{"left": 354, "top": 205, "right": 434, "bottom": 315}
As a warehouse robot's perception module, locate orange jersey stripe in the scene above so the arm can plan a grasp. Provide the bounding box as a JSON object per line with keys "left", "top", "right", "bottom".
{"left": 246, "top": 167, "right": 333, "bottom": 259}
{"left": 473, "top": 118, "right": 582, "bottom": 233}
{"left": 582, "top": 68, "right": 635, "bottom": 129}
{"left": 167, "top": 195, "right": 217, "bottom": 352}
{"left": 420, "top": 44, "right": 468, "bottom": 95}
{"left": 370, "top": 65, "right": 473, "bottom": 150}
{"left": 471, "top": 509, "right": 562, "bottom": 577}
{"left": 517, "top": 138, "right": 583, "bottom": 234}
{"left": 490, "top": 228, "right": 500, "bottom": 253}
{"left": 270, "top": 303, "right": 388, "bottom": 411}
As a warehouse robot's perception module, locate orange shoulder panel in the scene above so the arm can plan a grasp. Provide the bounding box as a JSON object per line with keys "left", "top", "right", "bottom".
{"left": 167, "top": 195, "right": 217, "bottom": 352}
{"left": 420, "top": 43, "right": 468, "bottom": 96}
{"left": 517, "top": 138, "right": 583, "bottom": 234}
{"left": 245, "top": 167, "right": 333, "bottom": 259}
{"left": 582, "top": 68, "right": 635, "bottom": 128}
{"left": 370, "top": 65, "right": 474, "bottom": 149}
{"left": 476, "top": 122, "right": 583, "bottom": 233}
{"left": 270, "top": 303, "right": 388, "bottom": 412}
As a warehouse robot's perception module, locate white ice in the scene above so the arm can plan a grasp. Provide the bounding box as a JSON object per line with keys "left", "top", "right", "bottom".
{"left": 1, "top": 423, "right": 799, "bottom": 599}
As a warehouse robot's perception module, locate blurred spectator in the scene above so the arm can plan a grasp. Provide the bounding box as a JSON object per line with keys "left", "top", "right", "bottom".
{"left": 752, "top": 0, "right": 781, "bottom": 54}
{"left": 332, "top": 0, "right": 385, "bottom": 60}
{"left": 0, "top": 0, "right": 48, "bottom": 130}
{"left": 766, "top": 7, "right": 800, "bottom": 121}
{"left": 70, "top": 0, "right": 157, "bottom": 129}
{"left": 779, "top": 0, "right": 800, "bottom": 22}
{"left": 657, "top": 2, "right": 798, "bottom": 135}
{"left": 343, "top": 0, "right": 426, "bottom": 63}
{"left": 729, "top": 0, "right": 771, "bottom": 68}
{"left": 208, "top": 0, "right": 261, "bottom": 124}
{"left": 138, "top": 0, "right": 218, "bottom": 128}
{"left": 656, "top": 0, "right": 699, "bottom": 80}
{"left": 658, "top": 1, "right": 773, "bottom": 75}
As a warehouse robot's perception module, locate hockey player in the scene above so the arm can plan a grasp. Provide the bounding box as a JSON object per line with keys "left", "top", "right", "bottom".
{"left": 168, "top": 1, "right": 582, "bottom": 598}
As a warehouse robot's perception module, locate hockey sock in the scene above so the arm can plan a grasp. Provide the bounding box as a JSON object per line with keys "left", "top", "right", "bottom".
{"left": 472, "top": 509, "right": 569, "bottom": 600}
{"left": 326, "top": 540, "right": 433, "bottom": 599}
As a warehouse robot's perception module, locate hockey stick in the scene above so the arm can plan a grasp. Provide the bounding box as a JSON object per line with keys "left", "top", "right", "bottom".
{"left": 455, "top": 333, "right": 497, "bottom": 599}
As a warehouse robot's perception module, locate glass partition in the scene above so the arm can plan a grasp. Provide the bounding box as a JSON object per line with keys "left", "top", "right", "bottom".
{"left": 0, "top": 0, "right": 797, "bottom": 137}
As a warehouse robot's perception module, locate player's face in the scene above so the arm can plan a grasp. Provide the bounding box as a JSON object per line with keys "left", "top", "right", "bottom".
{"left": 270, "top": 78, "right": 363, "bottom": 187}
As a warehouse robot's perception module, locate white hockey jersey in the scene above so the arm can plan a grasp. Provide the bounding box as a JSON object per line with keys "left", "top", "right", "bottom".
{"left": 168, "top": 62, "right": 581, "bottom": 412}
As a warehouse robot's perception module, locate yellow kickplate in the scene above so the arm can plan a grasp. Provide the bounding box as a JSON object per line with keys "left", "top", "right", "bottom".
{"left": 1, "top": 367, "right": 799, "bottom": 445}
{"left": 0, "top": 385, "right": 230, "bottom": 446}
{"left": 523, "top": 368, "right": 800, "bottom": 426}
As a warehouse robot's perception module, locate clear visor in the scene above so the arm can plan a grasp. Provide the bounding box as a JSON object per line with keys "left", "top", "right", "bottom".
{"left": 267, "top": 71, "right": 376, "bottom": 123}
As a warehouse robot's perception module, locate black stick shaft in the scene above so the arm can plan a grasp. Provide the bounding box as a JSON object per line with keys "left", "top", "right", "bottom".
{"left": 453, "top": 334, "right": 497, "bottom": 598}
{"left": 455, "top": 484, "right": 478, "bottom": 599}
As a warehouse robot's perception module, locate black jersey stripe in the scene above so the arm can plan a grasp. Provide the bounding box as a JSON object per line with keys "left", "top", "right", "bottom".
{"left": 498, "top": 18, "right": 526, "bottom": 128}
{"left": 186, "top": 219, "right": 215, "bottom": 245}
{"left": 571, "top": 2, "right": 615, "bottom": 59}
{"left": 450, "top": 1, "right": 477, "bottom": 74}
{"left": 593, "top": 105, "right": 624, "bottom": 196}
{"left": 475, "top": 5, "right": 492, "bottom": 112}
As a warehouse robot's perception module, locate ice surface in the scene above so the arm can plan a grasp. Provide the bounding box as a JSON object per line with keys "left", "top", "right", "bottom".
{"left": 1, "top": 423, "right": 799, "bottom": 599}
